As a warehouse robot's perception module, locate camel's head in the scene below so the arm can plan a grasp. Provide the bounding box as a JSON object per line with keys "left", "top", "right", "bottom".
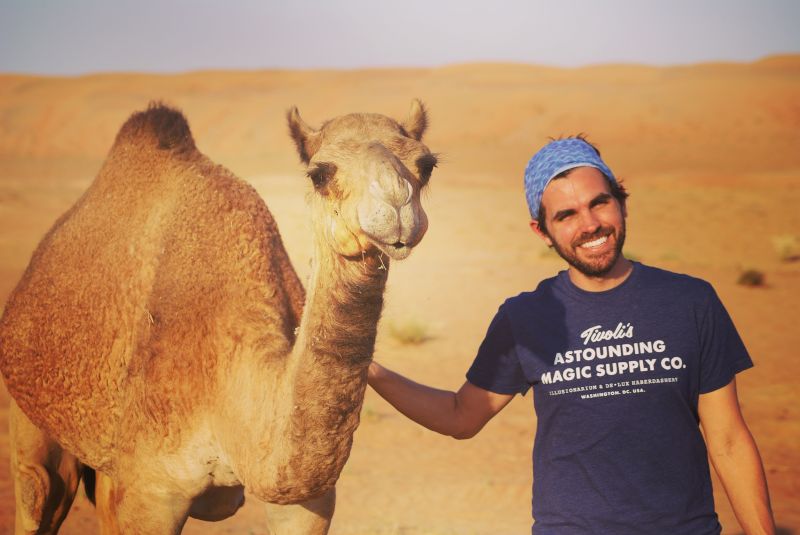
{"left": 288, "top": 100, "right": 435, "bottom": 261}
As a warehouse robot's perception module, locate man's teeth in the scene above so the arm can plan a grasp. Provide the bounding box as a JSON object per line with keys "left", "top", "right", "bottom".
{"left": 580, "top": 236, "right": 608, "bottom": 248}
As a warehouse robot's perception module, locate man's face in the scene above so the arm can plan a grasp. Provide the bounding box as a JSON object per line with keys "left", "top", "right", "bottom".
{"left": 532, "top": 166, "right": 626, "bottom": 277}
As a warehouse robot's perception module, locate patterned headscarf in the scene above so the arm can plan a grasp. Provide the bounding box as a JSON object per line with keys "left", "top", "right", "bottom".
{"left": 523, "top": 138, "right": 616, "bottom": 219}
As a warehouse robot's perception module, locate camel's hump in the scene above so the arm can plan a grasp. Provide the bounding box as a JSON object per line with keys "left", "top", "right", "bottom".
{"left": 112, "top": 102, "right": 196, "bottom": 154}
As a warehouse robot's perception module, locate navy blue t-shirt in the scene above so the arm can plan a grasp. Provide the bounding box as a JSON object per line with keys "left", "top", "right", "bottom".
{"left": 466, "top": 262, "right": 752, "bottom": 535}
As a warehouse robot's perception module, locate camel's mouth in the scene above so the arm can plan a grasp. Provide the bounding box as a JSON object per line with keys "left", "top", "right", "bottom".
{"left": 374, "top": 239, "right": 413, "bottom": 260}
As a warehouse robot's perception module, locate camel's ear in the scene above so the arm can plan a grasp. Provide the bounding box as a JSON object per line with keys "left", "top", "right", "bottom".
{"left": 287, "top": 106, "right": 322, "bottom": 164}
{"left": 402, "top": 99, "right": 428, "bottom": 141}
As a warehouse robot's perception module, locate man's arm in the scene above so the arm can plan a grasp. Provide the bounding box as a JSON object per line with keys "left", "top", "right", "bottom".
{"left": 367, "top": 361, "right": 514, "bottom": 439}
{"left": 698, "top": 378, "right": 775, "bottom": 535}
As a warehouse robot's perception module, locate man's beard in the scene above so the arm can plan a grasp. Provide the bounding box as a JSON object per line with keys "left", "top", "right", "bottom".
{"left": 549, "top": 222, "right": 626, "bottom": 277}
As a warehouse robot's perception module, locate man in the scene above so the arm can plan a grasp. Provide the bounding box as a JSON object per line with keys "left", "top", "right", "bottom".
{"left": 368, "top": 137, "right": 775, "bottom": 534}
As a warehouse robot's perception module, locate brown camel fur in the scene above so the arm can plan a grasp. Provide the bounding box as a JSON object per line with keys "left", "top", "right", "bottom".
{"left": 0, "top": 100, "right": 436, "bottom": 534}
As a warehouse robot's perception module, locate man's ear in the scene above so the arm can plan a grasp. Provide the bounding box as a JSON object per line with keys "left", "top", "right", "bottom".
{"left": 529, "top": 220, "right": 553, "bottom": 247}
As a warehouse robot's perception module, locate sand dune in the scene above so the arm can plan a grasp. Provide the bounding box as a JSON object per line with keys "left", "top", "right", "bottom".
{"left": 0, "top": 57, "right": 798, "bottom": 533}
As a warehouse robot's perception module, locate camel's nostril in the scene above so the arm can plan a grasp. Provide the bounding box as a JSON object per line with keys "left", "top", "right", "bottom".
{"left": 392, "top": 241, "right": 405, "bottom": 248}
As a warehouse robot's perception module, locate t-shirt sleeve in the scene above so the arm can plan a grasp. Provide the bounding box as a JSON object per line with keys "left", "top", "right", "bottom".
{"left": 698, "top": 284, "right": 753, "bottom": 394}
{"left": 466, "top": 306, "right": 530, "bottom": 395}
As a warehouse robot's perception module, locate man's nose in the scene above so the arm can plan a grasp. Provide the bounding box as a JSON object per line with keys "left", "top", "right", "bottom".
{"left": 578, "top": 209, "right": 601, "bottom": 233}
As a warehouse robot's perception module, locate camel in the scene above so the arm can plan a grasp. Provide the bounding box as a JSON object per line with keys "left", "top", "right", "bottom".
{"left": 0, "top": 100, "right": 436, "bottom": 534}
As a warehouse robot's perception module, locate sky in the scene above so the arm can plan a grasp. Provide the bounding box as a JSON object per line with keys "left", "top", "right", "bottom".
{"left": 1, "top": 0, "right": 798, "bottom": 75}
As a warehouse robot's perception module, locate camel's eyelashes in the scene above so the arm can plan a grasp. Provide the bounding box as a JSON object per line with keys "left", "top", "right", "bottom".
{"left": 416, "top": 154, "right": 438, "bottom": 184}
{"left": 307, "top": 162, "right": 337, "bottom": 189}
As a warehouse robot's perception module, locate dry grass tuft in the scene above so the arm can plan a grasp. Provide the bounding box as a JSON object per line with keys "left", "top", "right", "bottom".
{"left": 387, "top": 318, "right": 433, "bottom": 345}
{"left": 771, "top": 234, "right": 800, "bottom": 262}
{"left": 360, "top": 404, "right": 386, "bottom": 423}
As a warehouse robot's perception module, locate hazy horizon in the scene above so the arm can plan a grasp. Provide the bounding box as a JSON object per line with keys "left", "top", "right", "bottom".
{"left": 1, "top": 0, "right": 798, "bottom": 76}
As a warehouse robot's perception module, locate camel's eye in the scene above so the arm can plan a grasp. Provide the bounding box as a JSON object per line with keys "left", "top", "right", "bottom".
{"left": 416, "top": 154, "right": 438, "bottom": 185}
{"left": 307, "top": 162, "right": 337, "bottom": 189}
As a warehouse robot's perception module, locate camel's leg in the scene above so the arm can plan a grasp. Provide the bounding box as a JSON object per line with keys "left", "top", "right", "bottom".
{"left": 95, "top": 474, "right": 191, "bottom": 535}
{"left": 264, "top": 487, "right": 336, "bottom": 535}
{"left": 94, "top": 470, "right": 121, "bottom": 535}
{"left": 9, "top": 399, "right": 82, "bottom": 535}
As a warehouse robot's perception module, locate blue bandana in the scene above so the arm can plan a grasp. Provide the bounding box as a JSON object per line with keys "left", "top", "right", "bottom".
{"left": 523, "top": 138, "right": 616, "bottom": 219}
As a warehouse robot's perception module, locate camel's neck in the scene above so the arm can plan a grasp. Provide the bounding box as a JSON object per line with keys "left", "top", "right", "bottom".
{"left": 246, "top": 233, "right": 389, "bottom": 503}
{"left": 291, "top": 236, "right": 389, "bottom": 370}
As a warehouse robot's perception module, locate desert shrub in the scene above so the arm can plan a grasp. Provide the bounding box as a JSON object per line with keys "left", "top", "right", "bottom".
{"left": 388, "top": 318, "right": 432, "bottom": 345}
{"left": 361, "top": 404, "right": 385, "bottom": 422}
{"left": 771, "top": 234, "right": 799, "bottom": 262}
{"left": 737, "top": 269, "right": 765, "bottom": 287}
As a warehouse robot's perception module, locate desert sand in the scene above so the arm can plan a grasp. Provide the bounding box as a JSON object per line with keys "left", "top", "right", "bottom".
{"left": 0, "top": 56, "right": 798, "bottom": 534}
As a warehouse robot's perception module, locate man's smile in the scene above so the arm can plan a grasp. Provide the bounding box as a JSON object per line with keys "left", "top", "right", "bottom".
{"left": 578, "top": 235, "right": 608, "bottom": 249}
